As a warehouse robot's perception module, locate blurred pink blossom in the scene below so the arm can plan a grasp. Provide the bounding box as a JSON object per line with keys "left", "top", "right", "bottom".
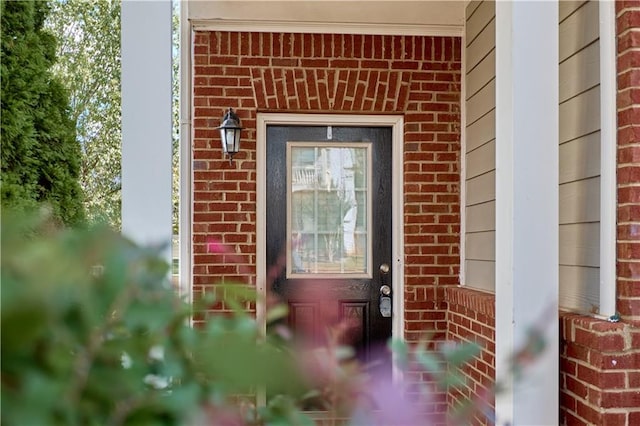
{"left": 207, "top": 238, "right": 229, "bottom": 254}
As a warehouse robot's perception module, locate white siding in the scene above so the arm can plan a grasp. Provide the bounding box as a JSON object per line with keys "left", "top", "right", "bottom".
{"left": 559, "top": 0, "right": 599, "bottom": 62}
{"left": 466, "top": 109, "right": 495, "bottom": 152}
{"left": 559, "top": 1, "right": 587, "bottom": 22}
{"left": 559, "top": 132, "right": 600, "bottom": 184}
{"left": 466, "top": 170, "right": 495, "bottom": 205}
{"left": 558, "top": 0, "right": 601, "bottom": 312}
{"left": 466, "top": 231, "right": 495, "bottom": 260}
{"left": 466, "top": 201, "right": 496, "bottom": 233}
{"left": 559, "top": 266, "right": 600, "bottom": 313}
{"left": 466, "top": 140, "right": 495, "bottom": 178}
{"left": 464, "top": 0, "right": 496, "bottom": 291}
{"left": 560, "top": 222, "right": 600, "bottom": 267}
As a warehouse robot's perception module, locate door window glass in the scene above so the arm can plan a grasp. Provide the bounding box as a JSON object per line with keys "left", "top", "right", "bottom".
{"left": 287, "top": 142, "right": 371, "bottom": 278}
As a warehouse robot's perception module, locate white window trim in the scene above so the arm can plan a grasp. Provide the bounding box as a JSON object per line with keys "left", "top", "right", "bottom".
{"left": 459, "top": 29, "right": 467, "bottom": 287}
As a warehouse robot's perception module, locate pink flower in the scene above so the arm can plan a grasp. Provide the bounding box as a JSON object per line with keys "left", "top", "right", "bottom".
{"left": 207, "top": 238, "right": 228, "bottom": 254}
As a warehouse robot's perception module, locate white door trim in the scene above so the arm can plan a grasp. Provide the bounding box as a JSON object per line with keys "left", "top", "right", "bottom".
{"left": 256, "top": 113, "right": 405, "bottom": 349}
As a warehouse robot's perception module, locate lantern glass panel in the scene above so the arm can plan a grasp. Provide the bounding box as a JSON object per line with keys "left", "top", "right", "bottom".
{"left": 232, "top": 129, "right": 241, "bottom": 152}
{"left": 225, "top": 129, "right": 235, "bottom": 152}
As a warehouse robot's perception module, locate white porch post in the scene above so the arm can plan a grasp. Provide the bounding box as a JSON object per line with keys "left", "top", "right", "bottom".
{"left": 121, "top": 1, "right": 173, "bottom": 264}
{"left": 495, "top": 1, "right": 559, "bottom": 425}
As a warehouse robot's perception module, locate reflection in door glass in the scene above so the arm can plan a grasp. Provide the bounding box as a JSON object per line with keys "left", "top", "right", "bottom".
{"left": 287, "top": 143, "right": 370, "bottom": 277}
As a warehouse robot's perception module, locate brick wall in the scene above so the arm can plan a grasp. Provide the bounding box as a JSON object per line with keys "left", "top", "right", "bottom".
{"left": 191, "top": 31, "right": 462, "bottom": 405}
{"left": 445, "top": 287, "right": 495, "bottom": 425}
{"left": 560, "top": 315, "right": 640, "bottom": 425}
{"left": 559, "top": 3, "right": 640, "bottom": 425}
{"left": 616, "top": 1, "right": 640, "bottom": 327}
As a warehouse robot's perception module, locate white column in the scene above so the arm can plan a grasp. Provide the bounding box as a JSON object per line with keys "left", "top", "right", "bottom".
{"left": 495, "top": 1, "right": 559, "bottom": 425}
{"left": 599, "top": 0, "right": 617, "bottom": 318}
{"left": 121, "top": 1, "right": 173, "bottom": 264}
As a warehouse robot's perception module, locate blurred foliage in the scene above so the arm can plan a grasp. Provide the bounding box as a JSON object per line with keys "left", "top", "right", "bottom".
{"left": 0, "top": 209, "right": 311, "bottom": 425}
{"left": 1, "top": 208, "right": 545, "bottom": 425}
{"left": 46, "top": 0, "right": 121, "bottom": 229}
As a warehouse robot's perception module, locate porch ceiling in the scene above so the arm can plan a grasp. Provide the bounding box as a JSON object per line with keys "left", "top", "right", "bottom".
{"left": 188, "top": 1, "right": 465, "bottom": 34}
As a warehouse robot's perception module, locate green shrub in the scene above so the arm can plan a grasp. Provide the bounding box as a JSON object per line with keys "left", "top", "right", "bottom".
{"left": 1, "top": 0, "right": 85, "bottom": 226}
{"left": 2, "top": 209, "right": 544, "bottom": 425}
{"left": 1, "top": 210, "right": 309, "bottom": 425}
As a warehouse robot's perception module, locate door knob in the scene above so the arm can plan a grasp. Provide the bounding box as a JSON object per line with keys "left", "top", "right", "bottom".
{"left": 380, "top": 284, "right": 391, "bottom": 296}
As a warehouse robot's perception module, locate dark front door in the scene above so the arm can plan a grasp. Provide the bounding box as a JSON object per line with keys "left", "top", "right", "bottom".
{"left": 266, "top": 125, "right": 393, "bottom": 376}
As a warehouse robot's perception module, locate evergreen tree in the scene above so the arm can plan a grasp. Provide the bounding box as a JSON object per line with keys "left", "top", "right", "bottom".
{"left": 1, "top": 0, "right": 85, "bottom": 226}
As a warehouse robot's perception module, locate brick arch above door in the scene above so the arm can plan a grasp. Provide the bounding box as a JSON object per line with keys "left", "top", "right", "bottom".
{"left": 250, "top": 67, "right": 412, "bottom": 112}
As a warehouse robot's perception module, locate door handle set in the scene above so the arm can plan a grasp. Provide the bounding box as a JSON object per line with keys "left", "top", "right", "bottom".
{"left": 379, "top": 263, "right": 392, "bottom": 317}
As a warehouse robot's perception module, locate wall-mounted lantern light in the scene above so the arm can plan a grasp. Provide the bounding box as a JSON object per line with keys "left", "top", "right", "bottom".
{"left": 217, "top": 108, "right": 243, "bottom": 164}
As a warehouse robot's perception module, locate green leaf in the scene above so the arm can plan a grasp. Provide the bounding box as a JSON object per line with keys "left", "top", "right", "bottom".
{"left": 442, "top": 341, "right": 482, "bottom": 367}
{"left": 388, "top": 338, "right": 409, "bottom": 370}
{"left": 266, "top": 304, "right": 289, "bottom": 324}
{"left": 415, "top": 343, "right": 441, "bottom": 374}
{"left": 441, "top": 371, "right": 468, "bottom": 389}
{"left": 334, "top": 345, "right": 355, "bottom": 361}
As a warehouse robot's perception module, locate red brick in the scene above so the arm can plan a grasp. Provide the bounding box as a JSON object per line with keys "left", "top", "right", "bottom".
{"left": 618, "top": 204, "right": 640, "bottom": 223}
{"left": 617, "top": 8, "right": 640, "bottom": 34}
{"left": 561, "top": 358, "right": 578, "bottom": 377}
{"left": 575, "top": 399, "right": 601, "bottom": 425}
{"left": 594, "top": 370, "right": 628, "bottom": 390}
{"left": 602, "top": 412, "right": 627, "bottom": 426}
{"left": 566, "top": 375, "right": 589, "bottom": 398}
{"left": 619, "top": 165, "right": 640, "bottom": 184}
{"left": 618, "top": 242, "right": 640, "bottom": 260}
{"left": 618, "top": 49, "right": 640, "bottom": 74}
{"left": 617, "top": 223, "right": 640, "bottom": 242}
{"left": 619, "top": 68, "right": 640, "bottom": 93}
{"left": 618, "top": 108, "right": 640, "bottom": 129}
{"left": 617, "top": 297, "right": 640, "bottom": 317}
{"left": 618, "top": 260, "right": 640, "bottom": 280}
{"left": 618, "top": 186, "right": 640, "bottom": 204}
{"left": 601, "top": 390, "right": 640, "bottom": 408}
{"left": 566, "top": 343, "right": 590, "bottom": 363}
{"left": 618, "top": 146, "right": 640, "bottom": 165}
{"left": 590, "top": 352, "right": 640, "bottom": 370}
{"left": 629, "top": 370, "right": 640, "bottom": 388}
{"left": 561, "top": 409, "right": 585, "bottom": 426}
{"left": 560, "top": 390, "right": 577, "bottom": 412}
